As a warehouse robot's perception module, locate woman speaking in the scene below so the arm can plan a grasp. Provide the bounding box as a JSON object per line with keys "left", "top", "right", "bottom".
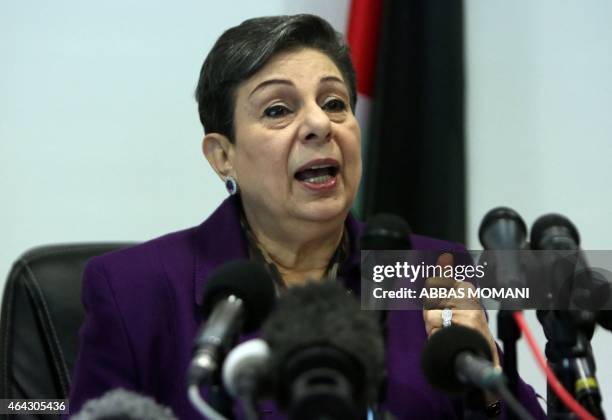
{"left": 68, "top": 14, "right": 544, "bottom": 419}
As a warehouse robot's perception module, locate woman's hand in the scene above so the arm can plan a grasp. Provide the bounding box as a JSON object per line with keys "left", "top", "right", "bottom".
{"left": 422, "top": 253, "right": 501, "bottom": 368}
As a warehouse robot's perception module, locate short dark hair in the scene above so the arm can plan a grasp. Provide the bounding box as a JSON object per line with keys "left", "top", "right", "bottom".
{"left": 195, "top": 14, "right": 357, "bottom": 141}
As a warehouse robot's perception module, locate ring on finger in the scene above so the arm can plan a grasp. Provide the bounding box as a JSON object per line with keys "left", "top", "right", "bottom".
{"left": 442, "top": 308, "right": 453, "bottom": 328}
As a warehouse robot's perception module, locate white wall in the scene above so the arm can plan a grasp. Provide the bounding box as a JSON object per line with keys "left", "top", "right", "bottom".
{"left": 2, "top": 0, "right": 611, "bottom": 414}
{"left": 0, "top": 0, "right": 349, "bottom": 288}
{"left": 466, "top": 0, "right": 612, "bottom": 414}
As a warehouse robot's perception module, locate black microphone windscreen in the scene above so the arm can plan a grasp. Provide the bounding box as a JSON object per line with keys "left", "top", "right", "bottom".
{"left": 70, "top": 388, "right": 177, "bottom": 420}
{"left": 362, "top": 213, "right": 412, "bottom": 250}
{"left": 530, "top": 213, "right": 580, "bottom": 250}
{"left": 202, "top": 260, "right": 276, "bottom": 332}
{"left": 598, "top": 310, "right": 612, "bottom": 332}
{"left": 262, "top": 281, "right": 385, "bottom": 403}
{"left": 421, "top": 325, "right": 493, "bottom": 393}
{"left": 478, "top": 206, "right": 527, "bottom": 249}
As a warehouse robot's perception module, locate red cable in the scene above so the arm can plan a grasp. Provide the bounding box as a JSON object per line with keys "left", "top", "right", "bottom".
{"left": 512, "top": 311, "right": 596, "bottom": 420}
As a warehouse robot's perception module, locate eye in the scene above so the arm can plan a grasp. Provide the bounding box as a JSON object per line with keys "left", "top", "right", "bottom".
{"left": 322, "top": 98, "right": 347, "bottom": 113}
{"left": 263, "top": 104, "right": 291, "bottom": 118}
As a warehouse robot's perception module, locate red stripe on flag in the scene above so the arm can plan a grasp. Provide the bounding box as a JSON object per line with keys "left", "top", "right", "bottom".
{"left": 347, "top": 0, "right": 383, "bottom": 97}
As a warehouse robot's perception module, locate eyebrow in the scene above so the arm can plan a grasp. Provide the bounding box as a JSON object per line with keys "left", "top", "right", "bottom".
{"left": 249, "top": 79, "right": 293, "bottom": 98}
{"left": 320, "top": 75, "right": 345, "bottom": 85}
{"left": 248, "top": 75, "right": 346, "bottom": 98}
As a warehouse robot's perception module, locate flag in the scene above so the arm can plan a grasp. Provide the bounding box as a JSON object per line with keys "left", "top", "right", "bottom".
{"left": 355, "top": 1, "right": 466, "bottom": 243}
{"left": 346, "top": 0, "right": 383, "bottom": 216}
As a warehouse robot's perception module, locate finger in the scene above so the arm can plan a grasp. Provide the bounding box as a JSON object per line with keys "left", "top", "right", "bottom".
{"left": 437, "top": 252, "right": 454, "bottom": 268}
{"left": 442, "top": 310, "right": 501, "bottom": 367}
{"left": 425, "top": 308, "right": 486, "bottom": 333}
{"left": 424, "top": 276, "right": 456, "bottom": 289}
{"left": 422, "top": 276, "right": 455, "bottom": 309}
{"left": 424, "top": 253, "right": 455, "bottom": 308}
{"left": 450, "top": 281, "right": 483, "bottom": 310}
{"left": 423, "top": 308, "right": 443, "bottom": 335}
{"left": 445, "top": 309, "right": 487, "bottom": 331}
{"left": 429, "top": 326, "right": 442, "bottom": 337}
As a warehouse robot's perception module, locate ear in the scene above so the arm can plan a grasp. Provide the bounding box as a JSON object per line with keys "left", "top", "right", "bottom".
{"left": 202, "top": 133, "right": 235, "bottom": 182}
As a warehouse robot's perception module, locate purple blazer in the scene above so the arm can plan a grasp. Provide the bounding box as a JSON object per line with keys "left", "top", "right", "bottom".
{"left": 68, "top": 197, "right": 544, "bottom": 419}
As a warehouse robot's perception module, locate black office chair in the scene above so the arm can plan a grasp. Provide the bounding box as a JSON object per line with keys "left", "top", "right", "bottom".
{"left": 0, "top": 243, "right": 133, "bottom": 419}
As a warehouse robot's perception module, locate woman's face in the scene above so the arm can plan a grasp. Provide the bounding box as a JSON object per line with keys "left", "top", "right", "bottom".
{"left": 230, "top": 48, "right": 362, "bottom": 226}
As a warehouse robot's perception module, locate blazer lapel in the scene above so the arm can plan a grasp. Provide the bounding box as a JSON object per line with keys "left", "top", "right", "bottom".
{"left": 192, "top": 196, "right": 249, "bottom": 306}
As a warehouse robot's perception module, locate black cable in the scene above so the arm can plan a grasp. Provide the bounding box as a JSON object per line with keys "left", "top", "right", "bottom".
{"left": 495, "top": 383, "right": 536, "bottom": 420}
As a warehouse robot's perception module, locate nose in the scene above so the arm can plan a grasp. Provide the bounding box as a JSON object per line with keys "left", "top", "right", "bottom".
{"left": 298, "top": 103, "right": 332, "bottom": 143}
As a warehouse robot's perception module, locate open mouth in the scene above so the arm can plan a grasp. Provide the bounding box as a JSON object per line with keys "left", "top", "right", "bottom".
{"left": 294, "top": 164, "right": 340, "bottom": 185}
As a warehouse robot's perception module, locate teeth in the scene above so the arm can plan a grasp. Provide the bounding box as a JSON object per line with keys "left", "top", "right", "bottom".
{"left": 307, "top": 164, "right": 333, "bottom": 170}
{"left": 304, "top": 175, "right": 332, "bottom": 184}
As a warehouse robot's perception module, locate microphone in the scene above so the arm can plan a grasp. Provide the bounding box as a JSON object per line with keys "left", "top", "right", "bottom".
{"left": 479, "top": 207, "right": 528, "bottom": 251}
{"left": 530, "top": 214, "right": 606, "bottom": 419}
{"left": 188, "top": 260, "right": 276, "bottom": 386}
{"left": 598, "top": 310, "right": 612, "bottom": 331}
{"left": 478, "top": 206, "right": 530, "bottom": 415}
{"left": 262, "top": 281, "right": 385, "bottom": 420}
{"left": 478, "top": 206, "right": 528, "bottom": 289}
{"left": 420, "top": 325, "right": 502, "bottom": 393}
{"left": 530, "top": 213, "right": 602, "bottom": 311}
{"left": 221, "top": 338, "right": 271, "bottom": 420}
{"left": 361, "top": 213, "right": 412, "bottom": 250}
{"left": 422, "top": 326, "right": 538, "bottom": 420}
{"left": 360, "top": 213, "right": 412, "bottom": 410}
{"left": 530, "top": 213, "right": 580, "bottom": 251}
{"left": 70, "top": 388, "right": 177, "bottom": 420}
{"left": 222, "top": 338, "right": 270, "bottom": 398}
{"left": 360, "top": 213, "right": 412, "bottom": 327}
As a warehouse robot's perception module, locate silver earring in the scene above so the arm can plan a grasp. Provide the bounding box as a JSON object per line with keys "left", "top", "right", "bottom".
{"left": 225, "top": 176, "right": 238, "bottom": 195}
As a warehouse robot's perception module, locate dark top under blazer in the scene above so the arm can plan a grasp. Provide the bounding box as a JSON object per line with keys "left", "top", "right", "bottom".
{"left": 67, "top": 196, "right": 545, "bottom": 419}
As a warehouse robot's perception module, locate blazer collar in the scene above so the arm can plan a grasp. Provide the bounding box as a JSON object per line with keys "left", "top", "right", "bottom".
{"left": 192, "top": 196, "right": 364, "bottom": 306}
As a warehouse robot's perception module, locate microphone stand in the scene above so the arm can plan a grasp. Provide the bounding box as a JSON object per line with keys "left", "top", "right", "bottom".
{"left": 537, "top": 309, "right": 579, "bottom": 420}
{"left": 537, "top": 309, "right": 605, "bottom": 420}
{"left": 493, "top": 251, "right": 526, "bottom": 420}
{"left": 571, "top": 328, "right": 604, "bottom": 420}
{"left": 536, "top": 251, "right": 606, "bottom": 419}
{"left": 497, "top": 309, "right": 521, "bottom": 420}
